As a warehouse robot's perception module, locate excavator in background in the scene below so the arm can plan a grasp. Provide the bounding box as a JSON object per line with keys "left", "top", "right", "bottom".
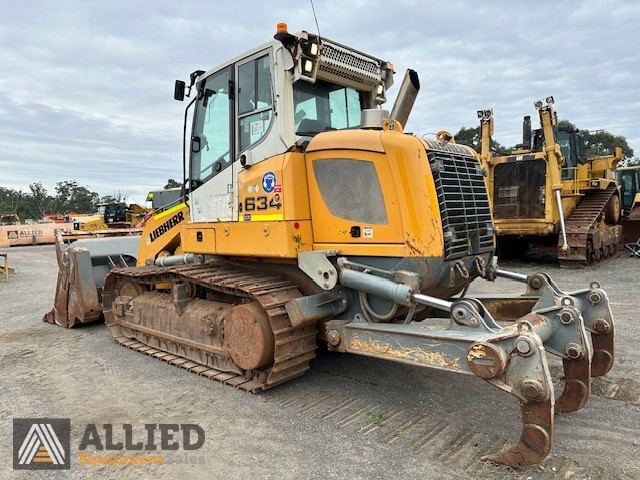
{"left": 44, "top": 24, "right": 616, "bottom": 466}
{"left": 72, "top": 202, "right": 149, "bottom": 230}
{"left": 478, "top": 99, "right": 623, "bottom": 267}
{"left": 615, "top": 165, "right": 640, "bottom": 243}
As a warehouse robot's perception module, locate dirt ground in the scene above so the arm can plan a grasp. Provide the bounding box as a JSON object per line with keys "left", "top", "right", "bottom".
{"left": 1, "top": 245, "right": 639, "bottom": 479}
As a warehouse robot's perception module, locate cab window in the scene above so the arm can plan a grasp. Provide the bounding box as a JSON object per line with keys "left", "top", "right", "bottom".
{"left": 237, "top": 54, "right": 273, "bottom": 152}
{"left": 191, "top": 67, "right": 232, "bottom": 184}
{"left": 294, "top": 79, "right": 362, "bottom": 135}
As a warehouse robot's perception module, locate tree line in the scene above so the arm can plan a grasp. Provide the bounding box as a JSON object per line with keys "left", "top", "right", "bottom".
{"left": 0, "top": 179, "right": 182, "bottom": 221}
{"left": 0, "top": 180, "right": 103, "bottom": 221}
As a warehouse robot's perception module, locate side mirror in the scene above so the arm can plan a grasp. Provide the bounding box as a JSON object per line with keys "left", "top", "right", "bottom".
{"left": 174, "top": 80, "right": 186, "bottom": 101}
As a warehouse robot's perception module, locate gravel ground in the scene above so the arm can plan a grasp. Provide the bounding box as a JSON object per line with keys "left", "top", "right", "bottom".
{"left": 1, "top": 245, "right": 639, "bottom": 479}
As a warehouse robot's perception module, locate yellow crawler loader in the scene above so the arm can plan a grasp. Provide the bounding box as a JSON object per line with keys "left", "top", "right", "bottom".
{"left": 478, "top": 100, "right": 623, "bottom": 267}
{"left": 45, "top": 24, "right": 615, "bottom": 466}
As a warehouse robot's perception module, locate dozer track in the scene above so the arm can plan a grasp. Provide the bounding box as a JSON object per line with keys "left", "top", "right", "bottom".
{"left": 102, "top": 261, "right": 318, "bottom": 392}
{"left": 559, "top": 184, "right": 623, "bottom": 267}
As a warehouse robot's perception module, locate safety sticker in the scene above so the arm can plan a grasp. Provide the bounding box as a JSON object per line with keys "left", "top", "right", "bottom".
{"left": 262, "top": 172, "right": 276, "bottom": 193}
{"left": 363, "top": 226, "right": 373, "bottom": 238}
{"left": 251, "top": 121, "right": 264, "bottom": 135}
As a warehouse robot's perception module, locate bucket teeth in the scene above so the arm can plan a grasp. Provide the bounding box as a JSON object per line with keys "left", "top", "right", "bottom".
{"left": 482, "top": 400, "right": 553, "bottom": 467}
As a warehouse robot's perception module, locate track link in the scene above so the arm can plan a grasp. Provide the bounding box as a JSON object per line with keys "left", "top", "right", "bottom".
{"left": 102, "top": 261, "right": 318, "bottom": 393}
{"left": 559, "top": 184, "right": 623, "bottom": 267}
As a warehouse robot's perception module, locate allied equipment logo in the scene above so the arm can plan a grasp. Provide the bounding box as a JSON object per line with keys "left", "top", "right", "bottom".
{"left": 13, "top": 418, "right": 71, "bottom": 470}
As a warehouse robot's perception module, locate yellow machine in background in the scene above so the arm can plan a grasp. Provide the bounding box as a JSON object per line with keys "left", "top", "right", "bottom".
{"left": 45, "top": 25, "right": 617, "bottom": 467}
{"left": 478, "top": 98, "right": 623, "bottom": 267}
{"left": 73, "top": 202, "right": 149, "bottom": 231}
{"left": 615, "top": 165, "right": 640, "bottom": 243}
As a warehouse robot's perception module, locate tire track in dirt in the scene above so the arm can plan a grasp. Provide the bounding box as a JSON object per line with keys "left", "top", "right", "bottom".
{"left": 263, "top": 369, "right": 635, "bottom": 479}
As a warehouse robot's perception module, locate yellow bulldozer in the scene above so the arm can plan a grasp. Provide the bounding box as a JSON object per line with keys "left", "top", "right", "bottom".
{"left": 44, "top": 24, "right": 616, "bottom": 466}
{"left": 478, "top": 99, "right": 623, "bottom": 267}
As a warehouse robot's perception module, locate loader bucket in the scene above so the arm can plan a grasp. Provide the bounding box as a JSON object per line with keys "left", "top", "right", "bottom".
{"left": 44, "top": 231, "right": 139, "bottom": 327}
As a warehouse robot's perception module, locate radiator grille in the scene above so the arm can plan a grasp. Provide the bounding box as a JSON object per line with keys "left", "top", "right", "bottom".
{"left": 429, "top": 151, "right": 494, "bottom": 259}
{"left": 493, "top": 160, "right": 546, "bottom": 219}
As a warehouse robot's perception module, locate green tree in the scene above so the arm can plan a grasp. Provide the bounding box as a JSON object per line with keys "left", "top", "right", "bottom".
{"left": 0, "top": 187, "right": 25, "bottom": 216}
{"left": 99, "top": 190, "right": 126, "bottom": 204}
{"left": 453, "top": 126, "right": 510, "bottom": 155}
{"left": 53, "top": 180, "right": 99, "bottom": 213}
{"left": 28, "top": 182, "right": 54, "bottom": 219}
{"left": 164, "top": 178, "right": 182, "bottom": 189}
{"left": 583, "top": 130, "right": 634, "bottom": 159}
{"left": 558, "top": 119, "right": 633, "bottom": 159}
{"left": 453, "top": 127, "right": 481, "bottom": 150}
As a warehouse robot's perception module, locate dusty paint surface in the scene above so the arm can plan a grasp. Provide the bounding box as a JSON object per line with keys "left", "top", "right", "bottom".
{"left": 349, "top": 334, "right": 460, "bottom": 370}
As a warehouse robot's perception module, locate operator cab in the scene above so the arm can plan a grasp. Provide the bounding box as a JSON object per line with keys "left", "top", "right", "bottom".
{"left": 557, "top": 125, "right": 587, "bottom": 180}
{"left": 95, "top": 202, "right": 127, "bottom": 224}
{"left": 616, "top": 168, "right": 640, "bottom": 214}
{"left": 174, "top": 24, "right": 394, "bottom": 223}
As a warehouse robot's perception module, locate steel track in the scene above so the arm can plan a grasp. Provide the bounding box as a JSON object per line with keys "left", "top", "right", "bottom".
{"left": 102, "top": 261, "right": 318, "bottom": 393}
{"left": 559, "top": 184, "right": 622, "bottom": 267}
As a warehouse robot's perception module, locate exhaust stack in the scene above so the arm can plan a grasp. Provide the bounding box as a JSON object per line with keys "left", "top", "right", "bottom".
{"left": 389, "top": 69, "right": 420, "bottom": 128}
{"left": 522, "top": 115, "right": 532, "bottom": 149}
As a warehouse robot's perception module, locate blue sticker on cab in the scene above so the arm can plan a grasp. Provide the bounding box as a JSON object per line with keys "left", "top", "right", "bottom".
{"left": 262, "top": 171, "right": 276, "bottom": 193}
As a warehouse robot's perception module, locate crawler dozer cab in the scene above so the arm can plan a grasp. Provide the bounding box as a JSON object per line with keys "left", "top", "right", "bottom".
{"left": 46, "top": 25, "right": 615, "bottom": 466}
{"left": 73, "top": 202, "right": 150, "bottom": 230}
{"left": 615, "top": 165, "right": 640, "bottom": 243}
{"left": 478, "top": 98, "right": 623, "bottom": 267}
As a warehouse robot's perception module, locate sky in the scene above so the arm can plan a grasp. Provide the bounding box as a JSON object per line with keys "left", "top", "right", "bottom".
{"left": 1, "top": 0, "right": 639, "bottom": 204}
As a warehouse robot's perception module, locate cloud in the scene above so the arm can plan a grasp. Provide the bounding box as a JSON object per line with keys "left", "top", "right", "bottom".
{"left": 1, "top": 0, "right": 639, "bottom": 203}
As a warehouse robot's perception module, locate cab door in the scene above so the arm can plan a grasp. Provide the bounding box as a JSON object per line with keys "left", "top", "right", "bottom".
{"left": 189, "top": 51, "right": 275, "bottom": 223}
{"left": 189, "top": 66, "right": 234, "bottom": 222}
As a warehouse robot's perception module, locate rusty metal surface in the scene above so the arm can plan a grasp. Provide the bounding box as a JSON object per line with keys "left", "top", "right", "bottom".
{"left": 324, "top": 279, "right": 612, "bottom": 466}
{"left": 43, "top": 246, "right": 101, "bottom": 328}
{"left": 102, "top": 261, "right": 318, "bottom": 392}
{"left": 556, "top": 356, "right": 591, "bottom": 413}
{"left": 224, "top": 302, "right": 274, "bottom": 370}
{"left": 591, "top": 331, "right": 615, "bottom": 377}
{"left": 43, "top": 231, "right": 139, "bottom": 328}
{"left": 482, "top": 399, "right": 553, "bottom": 467}
{"left": 622, "top": 215, "right": 640, "bottom": 243}
{"left": 470, "top": 296, "right": 538, "bottom": 321}
{"left": 558, "top": 185, "right": 623, "bottom": 267}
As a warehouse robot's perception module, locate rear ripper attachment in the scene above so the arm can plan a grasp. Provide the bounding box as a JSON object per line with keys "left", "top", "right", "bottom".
{"left": 324, "top": 261, "right": 615, "bottom": 467}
